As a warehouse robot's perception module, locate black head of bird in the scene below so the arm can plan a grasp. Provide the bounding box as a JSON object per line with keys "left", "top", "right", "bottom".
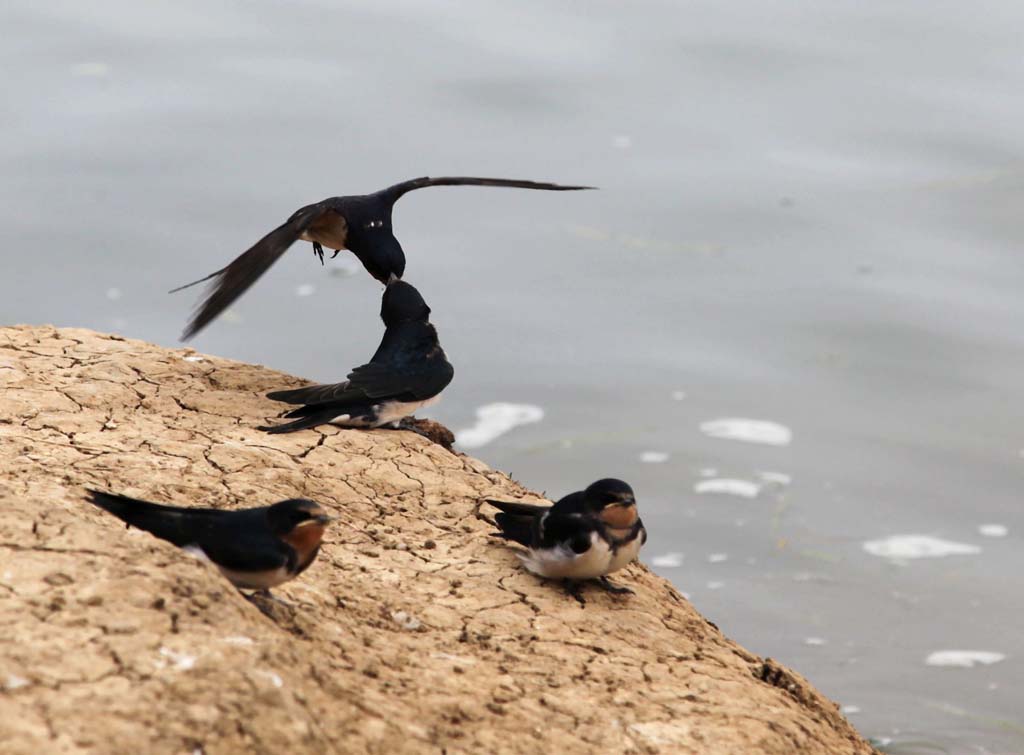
{"left": 583, "top": 478, "right": 637, "bottom": 526}
{"left": 344, "top": 198, "right": 406, "bottom": 284}
{"left": 266, "top": 498, "right": 334, "bottom": 535}
{"left": 381, "top": 279, "right": 431, "bottom": 326}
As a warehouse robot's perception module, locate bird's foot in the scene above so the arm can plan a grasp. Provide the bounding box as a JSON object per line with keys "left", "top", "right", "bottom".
{"left": 596, "top": 576, "right": 634, "bottom": 596}
{"left": 245, "top": 588, "right": 297, "bottom": 621}
{"left": 564, "top": 579, "right": 587, "bottom": 607}
{"left": 313, "top": 242, "right": 325, "bottom": 265}
{"left": 246, "top": 588, "right": 293, "bottom": 607}
{"left": 393, "top": 416, "right": 433, "bottom": 438}
{"left": 330, "top": 249, "right": 342, "bottom": 259}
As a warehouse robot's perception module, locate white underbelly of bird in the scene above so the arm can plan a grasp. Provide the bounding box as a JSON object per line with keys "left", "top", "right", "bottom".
{"left": 184, "top": 545, "right": 292, "bottom": 590}
{"left": 607, "top": 534, "right": 643, "bottom": 573}
{"left": 520, "top": 532, "right": 615, "bottom": 580}
{"left": 328, "top": 394, "right": 441, "bottom": 428}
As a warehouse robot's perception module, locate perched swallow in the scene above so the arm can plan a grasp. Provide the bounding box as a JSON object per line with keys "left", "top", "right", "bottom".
{"left": 487, "top": 478, "right": 646, "bottom": 602}
{"left": 85, "top": 490, "right": 333, "bottom": 596}
{"left": 172, "top": 175, "right": 592, "bottom": 339}
{"left": 259, "top": 279, "right": 453, "bottom": 434}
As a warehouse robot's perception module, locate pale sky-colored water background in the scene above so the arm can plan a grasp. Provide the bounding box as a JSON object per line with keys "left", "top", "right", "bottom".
{"left": 4, "top": 2, "right": 1024, "bottom": 751}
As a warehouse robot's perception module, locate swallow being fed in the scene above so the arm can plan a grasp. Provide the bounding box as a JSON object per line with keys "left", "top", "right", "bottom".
{"left": 172, "top": 175, "right": 593, "bottom": 339}
{"left": 85, "top": 490, "right": 333, "bottom": 596}
{"left": 259, "top": 278, "right": 453, "bottom": 435}
{"left": 486, "top": 478, "right": 646, "bottom": 603}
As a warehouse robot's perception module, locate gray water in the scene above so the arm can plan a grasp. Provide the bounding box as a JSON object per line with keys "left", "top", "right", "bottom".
{"left": 4, "top": 1, "right": 1023, "bottom": 751}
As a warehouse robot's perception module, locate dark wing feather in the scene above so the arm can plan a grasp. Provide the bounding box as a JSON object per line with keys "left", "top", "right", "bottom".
{"left": 492, "top": 512, "right": 534, "bottom": 547}
{"left": 265, "top": 363, "right": 414, "bottom": 409}
{"left": 196, "top": 518, "right": 293, "bottom": 573}
{"left": 486, "top": 500, "right": 550, "bottom": 517}
{"left": 381, "top": 176, "right": 595, "bottom": 203}
{"left": 266, "top": 381, "right": 355, "bottom": 406}
{"left": 178, "top": 204, "right": 327, "bottom": 340}
{"left": 536, "top": 511, "right": 597, "bottom": 553}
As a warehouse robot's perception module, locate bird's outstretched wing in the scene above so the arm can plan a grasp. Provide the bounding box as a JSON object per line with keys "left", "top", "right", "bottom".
{"left": 381, "top": 176, "right": 595, "bottom": 202}
{"left": 174, "top": 204, "right": 331, "bottom": 340}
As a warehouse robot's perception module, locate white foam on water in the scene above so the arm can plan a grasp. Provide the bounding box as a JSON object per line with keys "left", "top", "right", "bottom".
{"left": 699, "top": 468, "right": 718, "bottom": 477}
{"left": 978, "top": 524, "right": 1008, "bottom": 538}
{"left": 700, "top": 418, "right": 792, "bottom": 446}
{"left": 841, "top": 705, "right": 861, "bottom": 715}
{"left": 639, "top": 451, "right": 669, "bottom": 464}
{"left": 455, "top": 403, "right": 544, "bottom": 449}
{"left": 612, "top": 135, "right": 632, "bottom": 149}
{"left": 670, "top": 390, "right": 687, "bottom": 401}
{"left": 694, "top": 479, "right": 761, "bottom": 498}
{"left": 651, "top": 553, "right": 684, "bottom": 568}
{"left": 707, "top": 553, "right": 728, "bottom": 563}
{"left": 105, "top": 287, "right": 122, "bottom": 301}
{"left": 706, "top": 581, "right": 724, "bottom": 590}
{"left": 758, "top": 471, "right": 792, "bottom": 485}
{"left": 71, "top": 62, "right": 110, "bottom": 77}
{"left": 295, "top": 283, "right": 315, "bottom": 297}
{"left": 862, "top": 535, "right": 981, "bottom": 560}
{"left": 925, "top": 650, "right": 1006, "bottom": 668}
{"left": 804, "top": 637, "right": 827, "bottom": 646}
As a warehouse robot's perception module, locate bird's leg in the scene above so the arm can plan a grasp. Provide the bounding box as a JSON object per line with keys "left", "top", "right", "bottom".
{"left": 596, "top": 576, "right": 634, "bottom": 596}
{"left": 313, "top": 241, "right": 325, "bottom": 265}
{"left": 564, "top": 579, "right": 587, "bottom": 606}
{"left": 245, "top": 588, "right": 293, "bottom": 607}
{"left": 393, "top": 416, "right": 432, "bottom": 438}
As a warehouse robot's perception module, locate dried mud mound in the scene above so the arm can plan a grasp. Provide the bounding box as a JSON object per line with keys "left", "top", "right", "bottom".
{"left": 0, "top": 326, "right": 876, "bottom": 754}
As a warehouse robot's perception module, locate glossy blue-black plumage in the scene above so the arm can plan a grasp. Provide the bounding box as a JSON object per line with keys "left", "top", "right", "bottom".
{"left": 260, "top": 280, "right": 453, "bottom": 434}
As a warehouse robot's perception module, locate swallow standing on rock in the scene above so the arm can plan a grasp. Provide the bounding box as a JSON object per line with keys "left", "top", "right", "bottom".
{"left": 259, "top": 279, "right": 453, "bottom": 434}
{"left": 172, "top": 175, "right": 592, "bottom": 339}
{"left": 85, "top": 490, "right": 333, "bottom": 597}
{"left": 486, "top": 478, "right": 646, "bottom": 603}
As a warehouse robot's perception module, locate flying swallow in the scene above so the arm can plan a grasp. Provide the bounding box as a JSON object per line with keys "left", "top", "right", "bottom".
{"left": 486, "top": 478, "right": 646, "bottom": 603}
{"left": 259, "top": 278, "right": 453, "bottom": 434}
{"left": 172, "top": 175, "right": 593, "bottom": 339}
{"left": 85, "top": 490, "right": 333, "bottom": 596}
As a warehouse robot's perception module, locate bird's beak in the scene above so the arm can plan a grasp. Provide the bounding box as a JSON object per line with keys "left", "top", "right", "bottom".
{"left": 387, "top": 273, "right": 400, "bottom": 285}
{"left": 314, "top": 514, "right": 336, "bottom": 525}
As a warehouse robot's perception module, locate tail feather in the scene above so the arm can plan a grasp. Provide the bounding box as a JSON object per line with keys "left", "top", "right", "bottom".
{"left": 167, "top": 265, "right": 229, "bottom": 294}
{"left": 493, "top": 512, "right": 534, "bottom": 548}
{"left": 486, "top": 499, "right": 550, "bottom": 517}
{"left": 259, "top": 410, "right": 353, "bottom": 434}
{"left": 85, "top": 490, "right": 204, "bottom": 547}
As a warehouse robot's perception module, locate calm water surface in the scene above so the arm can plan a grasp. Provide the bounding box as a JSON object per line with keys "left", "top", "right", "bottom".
{"left": 4, "top": 2, "right": 1024, "bottom": 751}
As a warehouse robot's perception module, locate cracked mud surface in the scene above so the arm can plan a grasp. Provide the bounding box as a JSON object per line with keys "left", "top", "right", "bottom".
{"left": 0, "top": 326, "right": 876, "bottom": 754}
